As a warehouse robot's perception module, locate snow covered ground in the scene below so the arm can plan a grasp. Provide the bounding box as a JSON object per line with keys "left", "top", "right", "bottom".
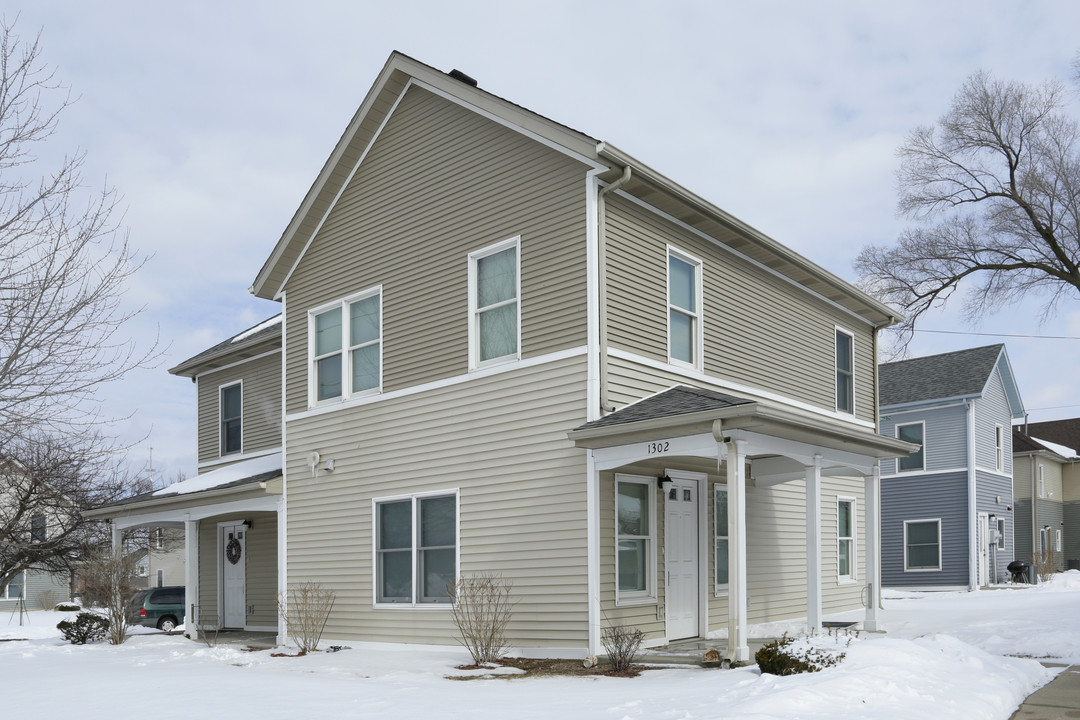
{"left": 4, "top": 573, "right": 1078, "bottom": 719}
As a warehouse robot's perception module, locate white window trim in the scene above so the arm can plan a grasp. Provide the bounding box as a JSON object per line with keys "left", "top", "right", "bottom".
{"left": 615, "top": 473, "right": 658, "bottom": 606}
{"left": 904, "top": 518, "right": 942, "bottom": 572}
{"left": 219, "top": 380, "right": 243, "bottom": 457}
{"left": 371, "top": 488, "right": 460, "bottom": 609}
{"left": 1, "top": 571, "right": 24, "bottom": 599}
{"left": 1054, "top": 528, "right": 1063, "bottom": 553}
{"left": 896, "top": 420, "right": 926, "bottom": 473}
{"left": 1038, "top": 464, "right": 1046, "bottom": 498}
{"left": 837, "top": 496, "right": 857, "bottom": 583}
{"left": 666, "top": 245, "right": 704, "bottom": 372}
{"left": 468, "top": 236, "right": 521, "bottom": 371}
{"left": 834, "top": 325, "right": 855, "bottom": 415}
{"left": 996, "top": 517, "right": 1006, "bottom": 550}
{"left": 714, "top": 483, "right": 729, "bottom": 596}
{"left": 995, "top": 424, "right": 1005, "bottom": 472}
{"left": 307, "top": 286, "right": 383, "bottom": 407}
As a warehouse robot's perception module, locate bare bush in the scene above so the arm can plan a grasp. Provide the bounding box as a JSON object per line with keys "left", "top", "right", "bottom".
{"left": 448, "top": 573, "right": 516, "bottom": 665}
{"left": 601, "top": 624, "right": 645, "bottom": 673}
{"left": 278, "top": 582, "right": 336, "bottom": 654}
{"left": 1033, "top": 549, "right": 1059, "bottom": 582}
{"left": 80, "top": 548, "right": 135, "bottom": 644}
{"left": 37, "top": 588, "right": 61, "bottom": 610}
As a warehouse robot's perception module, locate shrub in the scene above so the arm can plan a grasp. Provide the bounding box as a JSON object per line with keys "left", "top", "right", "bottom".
{"left": 448, "top": 573, "right": 516, "bottom": 665}
{"left": 57, "top": 612, "right": 109, "bottom": 644}
{"left": 278, "top": 582, "right": 336, "bottom": 654}
{"left": 755, "top": 633, "right": 845, "bottom": 676}
{"left": 601, "top": 623, "right": 645, "bottom": 673}
{"left": 54, "top": 602, "right": 81, "bottom": 612}
{"left": 80, "top": 549, "right": 137, "bottom": 645}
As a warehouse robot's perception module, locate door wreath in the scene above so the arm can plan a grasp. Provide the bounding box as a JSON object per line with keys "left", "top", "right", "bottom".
{"left": 226, "top": 536, "right": 242, "bottom": 565}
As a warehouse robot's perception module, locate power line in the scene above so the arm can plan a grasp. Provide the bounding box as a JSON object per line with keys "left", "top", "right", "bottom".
{"left": 1026, "top": 404, "right": 1080, "bottom": 412}
{"left": 913, "top": 328, "right": 1080, "bottom": 340}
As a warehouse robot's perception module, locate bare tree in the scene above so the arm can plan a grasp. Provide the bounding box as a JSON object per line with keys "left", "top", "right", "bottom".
{"left": 855, "top": 69, "right": 1080, "bottom": 348}
{"left": 0, "top": 20, "right": 156, "bottom": 590}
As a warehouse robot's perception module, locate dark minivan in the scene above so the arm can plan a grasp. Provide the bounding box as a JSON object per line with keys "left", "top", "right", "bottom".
{"left": 127, "top": 586, "right": 185, "bottom": 631}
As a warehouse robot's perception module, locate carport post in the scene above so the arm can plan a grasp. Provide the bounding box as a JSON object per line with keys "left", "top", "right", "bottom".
{"left": 726, "top": 438, "right": 749, "bottom": 662}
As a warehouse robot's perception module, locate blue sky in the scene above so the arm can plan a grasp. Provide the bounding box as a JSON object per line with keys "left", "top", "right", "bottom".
{"left": 12, "top": 1, "right": 1080, "bottom": 481}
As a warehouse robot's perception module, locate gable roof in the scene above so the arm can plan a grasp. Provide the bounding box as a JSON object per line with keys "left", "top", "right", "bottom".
{"left": 1013, "top": 428, "right": 1080, "bottom": 460}
{"left": 878, "top": 344, "right": 1024, "bottom": 418}
{"left": 169, "top": 315, "right": 281, "bottom": 378}
{"left": 1023, "top": 417, "right": 1080, "bottom": 452}
{"left": 247, "top": 52, "right": 901, "bottom": 328}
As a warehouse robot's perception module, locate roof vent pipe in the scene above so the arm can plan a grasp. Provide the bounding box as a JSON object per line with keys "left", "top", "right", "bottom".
{"left": 448, "top": 69, "right": 478, "bottom": 87}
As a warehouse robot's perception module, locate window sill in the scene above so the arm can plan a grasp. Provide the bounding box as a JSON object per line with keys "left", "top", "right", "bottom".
{"left": 373, "top": 602, "right": 452, "bottom": 610}
{"left": 615, "top": 595, "right": 657, "bottom": 608}
{"left": 837, "top": 578, "right": 857, "bottom": 585}
{"left": 470, "top": 354, "right": 520, "bottom": 372}
{"left": 903, "top": 568, "right": 942, "bottom": 573}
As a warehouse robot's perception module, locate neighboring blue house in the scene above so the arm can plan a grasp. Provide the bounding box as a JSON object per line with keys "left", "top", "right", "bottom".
{"left": 878, "top": 345, "right": 1025, "bottom": 590}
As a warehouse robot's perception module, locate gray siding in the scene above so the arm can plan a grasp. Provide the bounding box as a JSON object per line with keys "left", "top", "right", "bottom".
{"left": 975, "top": 469, "right": 1014, "bottom": 582}
{"left": 604, "top": 193, "right": 877, "bottom": 424}
{"left": 283, "top": 84, "right": 589, "bottom": 414}
{"left": 973, "top": 368, "right": 1013, "bottom": 474}
{"left": 879, "top": 403, "right": 968, "bottom": 476}
{"left": 0, "top": 568, "right": 69, "bottom": 610}
{"left": 881, "top": 471, "right": 969, "bottom": 587}
{"left": 1015, "top": 499, "right": 1033, "bottom": 569}
{"left": 197, "top": 351, "right": 282, "bottom": 466}
{"left": 1065, "top": 502, "right": 1080, "bottom": 566}
{"left": 1036, "top": 499, "right": 1065, "bottom": 571}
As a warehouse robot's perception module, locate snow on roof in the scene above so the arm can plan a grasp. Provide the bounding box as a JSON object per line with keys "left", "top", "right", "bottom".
{"left": 153, "top": 452, "right": 282, "bottom": 497}
{"left": 231, "top": 315, "right": 282, "bottom": 344}
{"left": 1031, "top": 436, "right": 1080, "bottom": 460}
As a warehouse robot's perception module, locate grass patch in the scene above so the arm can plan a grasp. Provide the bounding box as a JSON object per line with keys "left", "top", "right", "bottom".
{"left": 447, "top": 657, "right": 646, "bottom": 680}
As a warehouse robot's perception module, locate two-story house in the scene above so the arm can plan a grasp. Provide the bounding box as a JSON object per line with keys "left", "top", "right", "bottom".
{"left": 90, "top": 52, "right": 913, "bottom": 661}
{"left": 1013, "top": 419, "right": 1080, "bottom": 572}
{"left": 878, "top": 345, "right": 1025, "bottom": 590}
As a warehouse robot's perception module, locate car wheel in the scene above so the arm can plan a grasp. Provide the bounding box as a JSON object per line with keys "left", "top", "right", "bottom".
{"left": 157, "top": 616, "right": 178, "bottom": 632}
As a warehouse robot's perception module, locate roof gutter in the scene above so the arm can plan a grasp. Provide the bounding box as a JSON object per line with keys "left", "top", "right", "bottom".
{"left": 84, "top": 477, "right": 282, "bottom": 519}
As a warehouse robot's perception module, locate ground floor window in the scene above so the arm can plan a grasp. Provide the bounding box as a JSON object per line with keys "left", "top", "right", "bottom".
{"left": 616, "top": 475, "right": 656, "bottom": 603}
{"left": 838, "top": 498, "right": 855, "bottom": 581}
{"left": 904, "top": 519, "right": 941, "bottom": 571}
{"left": 374, "top": 492, "right": 457, "bottom": 605}
{"left": 1, "top": 571, "right": 24, "bottom": 599}
{"left": 714, "top": 485, "right": 728, "bottom": 593}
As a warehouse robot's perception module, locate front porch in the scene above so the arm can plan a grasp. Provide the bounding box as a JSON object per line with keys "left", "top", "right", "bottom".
{"left": 569, "top": 386, "right": 915, "bottom": 662}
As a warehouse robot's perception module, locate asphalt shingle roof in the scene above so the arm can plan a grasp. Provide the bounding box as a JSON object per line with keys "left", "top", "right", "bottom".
{"left": 95, "top": 469, "right": 281, "bottom": 511}
{"left": 1022, "top": 418, "right": 1080, "bottom": 451}
{"left": 1012, "top": 429, "right": 1045, "bottom": 454}
{"left": 574, "top": 385, "right": 753, "bottom": 431}
{"left": 878, "top": 344, "right": 1004, "bottom": 407}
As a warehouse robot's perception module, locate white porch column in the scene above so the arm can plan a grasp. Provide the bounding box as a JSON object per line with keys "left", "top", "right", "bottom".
{"left": 863, "top": 467, "right": 881, "bottom": 631}
{"left": 726, "top": 438, "right": 749, "bottom": 662}
{"left": 805, "top": 454, "right": 822, "bottom": 633}
{"left": 586, "top": 450, "right": 601, "bottom": 656}
{"left": 184, "top": 515, "right": 200, "bottom": 640}
{"left": 110, "top": 524, "right": 122, "bottom": 554}
{"left": 276, "top": 497, "right": 287, "bottom": 645}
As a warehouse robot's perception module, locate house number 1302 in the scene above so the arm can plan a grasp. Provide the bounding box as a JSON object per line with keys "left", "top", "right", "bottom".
{"left": 647, "top": 441, "right": 670, "bottom": 454}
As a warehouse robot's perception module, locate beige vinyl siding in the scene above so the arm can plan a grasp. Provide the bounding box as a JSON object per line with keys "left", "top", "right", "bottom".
{"left": 1064, "top": 465, "right": 1080, "bottom": 503}
{"left": 283, "top": 84, "right": 589, "bottom": 414}
{"left": 1014, "top": 456, "right": 1033, "bottom": 499}
{"left": 605, "top": 193, "right": 875, "bottom": 423}
{"left": 244, "top": 511, "right": 278, "bottom": 627}
{"left": 198, "top": 520, "right": 218, "bottom": 625}
{"left": 197, "top": 352, "right": 282, "bottom": 466}
{"left": 285, "top": 355, "right": 589, "bottom": 647}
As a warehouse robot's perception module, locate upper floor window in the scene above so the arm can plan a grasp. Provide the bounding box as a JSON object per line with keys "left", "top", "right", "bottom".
{"left": 310, "top": 288, "right": 382, "bottom": 404}
{"left": 668, "top": 248, "right": 702, "bottom": 369}
{"left": 835, "top": 328, "right": 854, "bottom": 414}
{"left": 1038, "top": 463, "right": 1046, "bottom": 497}
{"left": 897, "top": 421, "right": 925, "bottom": 472}
{"left": 220, "top": 382, "right": 242, "bottom": 455}
{"left": 30, "top": 514, "right": 46, "bottom": 543}
{"left": 469, "top": 237, "right": 520, "bottom": 369}
{"left": 995, "top": 425, "right": 1004, "bottom": 472}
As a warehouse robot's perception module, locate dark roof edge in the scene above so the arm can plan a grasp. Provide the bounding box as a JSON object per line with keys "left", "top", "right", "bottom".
{"left": 169, "top": 316, "right": 282, "bottom": 377}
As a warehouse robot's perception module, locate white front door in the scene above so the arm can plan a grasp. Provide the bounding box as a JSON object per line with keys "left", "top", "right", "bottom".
{"left": 977, "top": 512, "right": 990, "bottom": 587}
{"left": 665, "top": 476, "right": 699, "bottom": 640}
{"left": 221, "top": 523, "right": 246, "bottom": 628}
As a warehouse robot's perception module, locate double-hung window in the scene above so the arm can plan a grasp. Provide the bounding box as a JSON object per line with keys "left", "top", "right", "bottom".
{"left": 668, "top": 248, "right": 702, "bottom": 369}
{"left": 995, "top": 425, "right": 1005, "bottom": 472}
{"left": 616, "top": 475, "right": 656, "bottom": 603}
{"left": 469, "top": 237, "right": 520, "bottom": 369}
{"left": 374, "top": 492, "right": 457, "bottom": 606}
{"left": 904, "top": 519, "right": 941, "bottom": 571}
{"left": 714, "top": 485, "right": 728, "bottom": 593}
{"left": 310, "top": 288, "right": 382, "bottom": 404}
{"left": 220, "top": 382, "right": 242, "bottom": 455}
{"left": 837, "top": 498, "right": 855, "bottom": 581}
{"left": 30, "top": 514, "right": 46, "bottom": 543}
{"left": 835, "top": 328, "right": 854, "bottom": 414}
{"left": 897, "top": 422, "right": 925, "bottom": 472}
{"left": 1, "top": 571, "right": 24, "bottom": 599}
{"left": 1038, "top": 464, "right": 1046, "bottom": 498}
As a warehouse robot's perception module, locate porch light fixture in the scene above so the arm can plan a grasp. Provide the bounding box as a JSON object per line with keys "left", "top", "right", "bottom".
{"left": 658, "top": 475, "right": 673, "bottom": 493}
{"left": 242, "top": 520, "right": 253, "bottom": 530}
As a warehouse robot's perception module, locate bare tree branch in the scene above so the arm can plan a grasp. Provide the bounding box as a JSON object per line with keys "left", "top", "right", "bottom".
{"left": 856, "top": 69, "right": 1080, "bottom": 349}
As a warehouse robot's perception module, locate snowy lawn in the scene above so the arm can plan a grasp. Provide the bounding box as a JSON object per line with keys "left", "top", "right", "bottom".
{"left": 4, "top": 575, "right": 1077, "bottom": 719}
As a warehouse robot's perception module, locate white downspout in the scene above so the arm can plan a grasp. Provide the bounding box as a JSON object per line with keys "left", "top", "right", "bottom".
{"left": 596, "top": 165, "right": 631, "bottom": 415}
{"left": 967, "top": 399, "right": 978, "bottom": 591}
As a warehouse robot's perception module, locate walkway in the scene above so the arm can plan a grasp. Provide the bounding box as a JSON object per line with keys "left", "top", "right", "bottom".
{"left": 1011, "top": 664, "right": 1080, "bottom": 720}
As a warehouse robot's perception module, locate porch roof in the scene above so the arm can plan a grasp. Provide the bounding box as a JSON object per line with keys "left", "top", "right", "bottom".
{"left": 568, "top": 385, "right": 913, "bottom": 460}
